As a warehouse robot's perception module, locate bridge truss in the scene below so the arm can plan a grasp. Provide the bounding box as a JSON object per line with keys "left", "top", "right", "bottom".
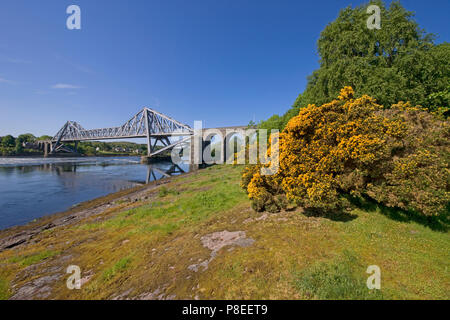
{"left": 51, "top": 108, "right": 193, "bottom": 156}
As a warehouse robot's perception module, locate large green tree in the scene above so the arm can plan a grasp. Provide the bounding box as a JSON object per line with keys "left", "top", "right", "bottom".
{"left": 16, "top": 133, "right": 36, "bottom": 144}
{"left": 305, "top": 0, "right": 449, "bottom": 111}
{"left": 260, "top": 1, "right": 449, "bottom": 131}
{"left": 1, "top": 135, "right": 15, "bottom": 148}
{"left": 15, "top": 134, "right": 36, "bottom": 154}
{"left": 37, "top": 135, "right": 53, "bottom": 141}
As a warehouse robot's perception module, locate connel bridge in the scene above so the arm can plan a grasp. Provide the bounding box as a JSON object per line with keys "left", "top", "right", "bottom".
{"left": 33, "top": 108, "right": 246, "bottom": 167}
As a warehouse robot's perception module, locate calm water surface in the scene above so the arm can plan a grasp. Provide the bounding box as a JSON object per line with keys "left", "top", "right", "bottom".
{"left": 0, "top": 157, "right": 189, "bottom": 229}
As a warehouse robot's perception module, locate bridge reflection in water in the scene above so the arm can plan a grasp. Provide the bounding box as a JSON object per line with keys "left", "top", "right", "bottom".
{"left": 145, "top": 163, "right": 185, "bottom": 184}
{"left": 4, "top": 160, "right": 187, "bottom": 186}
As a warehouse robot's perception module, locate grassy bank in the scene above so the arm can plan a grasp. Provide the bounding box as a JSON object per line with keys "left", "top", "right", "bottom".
{"left": 0, "top": 165, "right": 448, "bottom": 300}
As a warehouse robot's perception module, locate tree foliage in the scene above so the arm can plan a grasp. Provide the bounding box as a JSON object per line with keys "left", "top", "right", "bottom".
{"left": 36, "top": 135, "right": 53, "bottom": 141}
{"left": 306, "top": 0, "right": 449, "bottom": 111}
{"left": 0, "top": 135, "right": 16, "bottom": 156}
{"left": 1, "top": 135, "right": 15, "bottom": 148}
{"left": 242, "top": 87, "right": 449, "bottom": 216}
{"left": 260, "top": 1, "right": 450, "bottom": 132}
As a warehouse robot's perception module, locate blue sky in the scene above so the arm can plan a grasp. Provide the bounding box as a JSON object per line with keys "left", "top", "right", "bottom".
{"left": 0, "top": 0, "right": 449, "bottom": 137}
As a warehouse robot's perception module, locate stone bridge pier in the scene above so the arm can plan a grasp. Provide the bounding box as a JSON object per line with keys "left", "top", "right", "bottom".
{"left": 189, "top": 126, "right": 247, "bottom": 171}
{"left": 42, "top": 141, "right": 52, "bottom": 157}
{"left": 24, "top": 140, "right": 53, "bottom": 157}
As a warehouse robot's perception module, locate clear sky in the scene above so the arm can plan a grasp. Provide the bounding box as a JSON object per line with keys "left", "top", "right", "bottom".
{"left": 0, "top": 0, "right": 449, "bottom": 137}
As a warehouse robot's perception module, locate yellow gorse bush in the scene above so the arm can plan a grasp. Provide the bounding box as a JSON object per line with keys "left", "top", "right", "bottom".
{"left": 242, "top": 87, "right": 449, "bottom": 216}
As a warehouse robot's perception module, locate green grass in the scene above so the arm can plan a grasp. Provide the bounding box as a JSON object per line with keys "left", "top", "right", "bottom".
{"left": 8, "top": 250, "right": 59, "bottom": 267}
{"left": 0, "top": 164, "right": 447, "bottom": 300}
{"left": 0, "top": 278, "right": 10, "bottom": 300}
{"left": 293, "top": 250, "right": 385, "bottom": 300}
{"left": 331, "top": 207, "right": 450, "bottom": 299}
{"left": 139, "top": 222, "right": 179, "bottom": 235}
{"left": 102, "top": 257, "right": 132, "bottom": 282}
{"left": 158, "top": 186, "right": 180, "bottom": 197}
{"left": 86, "top": 172, "right": 247, "bottom": 233}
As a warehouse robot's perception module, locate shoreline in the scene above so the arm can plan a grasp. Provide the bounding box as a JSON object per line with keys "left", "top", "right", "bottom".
{"left": 0, "top": 154, "right": 141, "bottom": 159}
{"left": 0, "top": 164, "right": 447, "bottom": 300}
{"left": 0, "top": 154, "right": 173, "bottom": 164}
{"left": 0, "top": 167, "right": 195, "bottom": 251}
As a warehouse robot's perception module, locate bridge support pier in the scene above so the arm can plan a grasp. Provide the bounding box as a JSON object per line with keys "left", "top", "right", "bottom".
{"left": 141, "top": 134, "right": 207, "bottom": 171}
{"left": 189, "top": 133, "right": 202, "bottom": 171}
{"left": 140, "top": 156, "right": 152, "bottom": 164}
{"left": 43, "top": 142, "right": 51, "bottom": 157}
{"left": 188, "top": 129, "right": 231, "bottom": 171}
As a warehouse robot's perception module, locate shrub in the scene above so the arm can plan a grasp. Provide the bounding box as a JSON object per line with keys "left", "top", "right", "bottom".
{"left": 242, "top": 87, "right": 449, "bottom": 216}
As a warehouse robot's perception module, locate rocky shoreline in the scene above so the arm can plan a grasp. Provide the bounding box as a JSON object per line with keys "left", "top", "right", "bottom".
{"left": 0, "top": 170, "right": 194, "bottom": 252}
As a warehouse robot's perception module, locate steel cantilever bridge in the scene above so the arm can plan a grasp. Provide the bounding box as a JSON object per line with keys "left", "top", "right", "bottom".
{"left": 49, "top": 108, "right": 194, "bottom": 158}
{"left": 46, "top": 108, "right": 246, "bottom": 163}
